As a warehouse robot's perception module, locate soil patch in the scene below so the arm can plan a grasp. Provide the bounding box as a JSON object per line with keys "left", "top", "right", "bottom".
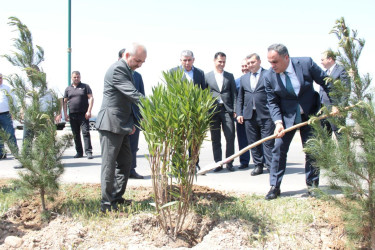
{"left": 0, "top": 183, "right": 352, "bottom": 249}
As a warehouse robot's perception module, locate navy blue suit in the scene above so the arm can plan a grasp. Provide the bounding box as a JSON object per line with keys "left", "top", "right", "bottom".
{"left": 129, "top": 71, "right": 145, "bottom": 174}
{"left": 237, "top": 68, "right": 274, "bottom": 169}
{"left": 235, "top": 77, "right": 250, "bottom": 165}
{"left": 265, "top": 57, "right": 327, "bottom": 188}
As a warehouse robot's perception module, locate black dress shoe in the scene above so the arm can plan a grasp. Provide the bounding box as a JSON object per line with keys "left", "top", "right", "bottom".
{"left": 74, "top": 153, "right": 83, "bottom": 158}
{"left": 13, "top": 164, "right": 24, "bottom": 169}
{"left": 265, "top": 186, "right": 281, "bottom": 200}
{"left": 251, "top": 166, "right": 264, "bottom": 176}
{"left": 115, "top": 198, "right": 133, "bottom": 206}
{"left": 238, "top": 164, "right": 249, "bottom": 169}
{"left": 100, "top": 204, "right": 118, "bottom": 213}
{"left": 87, "top": 152, "right": 93, "bottom": 159}
{"left": 213, "top": 166, "right": 223, "bottom": 172}
{"left": 226, "top": 163, "right": 235, "bottom": 172}
{"left": 129, "top": 171, "right": 144, "bottom": 179}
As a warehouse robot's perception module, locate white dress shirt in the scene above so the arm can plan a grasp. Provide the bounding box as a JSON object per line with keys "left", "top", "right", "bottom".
{"left": 184, "top": 67, "right": 194, "bottom": 82}
{"left": 214, "top": 71, "right": 224, "bottom": 103}
{"left": 280, "top": 60, "right": 300, "bottom": 96}
{"left": 0, "top": 84, "right": 14, "bottom": 113}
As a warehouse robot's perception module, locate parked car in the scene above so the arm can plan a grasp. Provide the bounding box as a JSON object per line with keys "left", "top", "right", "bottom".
{"left": 13, "top": 119, "right": 66, "bottom": 130}
{"left": 89, "top": 117, "right": 96, "bottom": 130}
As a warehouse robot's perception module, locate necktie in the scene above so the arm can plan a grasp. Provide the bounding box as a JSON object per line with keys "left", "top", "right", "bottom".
{"left": 250, "top": 72, "right": 258, "bottom": 109}
{"left": 285, "top": 72, "right": 302, "bottom": 124}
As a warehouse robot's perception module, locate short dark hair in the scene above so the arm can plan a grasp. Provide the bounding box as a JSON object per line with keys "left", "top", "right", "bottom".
{"left": 118, "top": 48, "right": 125, "bottom": 59}
{"left": 214, "top": 52, "right": 226, "bottom": 59}
{"left": 71, "top": 71, "right": 80, "bottom": 76}
{"left": 246, "top": 53, "right": 260, "bottom": 60}
{"left": 268, "top": 44, "right": 289, "bottom": 57}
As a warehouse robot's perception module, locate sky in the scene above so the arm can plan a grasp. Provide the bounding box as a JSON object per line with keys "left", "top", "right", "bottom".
{"left": 1, "top": 0, "right": 374, "bottom": 115}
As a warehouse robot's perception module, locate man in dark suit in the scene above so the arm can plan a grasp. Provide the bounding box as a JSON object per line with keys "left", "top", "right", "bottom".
{"left": 320, "top": 49, "right": 350, "bottom": 135}
{"left": 96, "top": 43, "right": 146, "bottom": 212}
{"left": 237, "top": 53, "right": 274, "bottom": 176}
{"left": 170, "top": 50, "right": 206, "bottom": 90}
{"left": 118, "top": 49, "right": 145, "bottom": 179}
{"left": 235, "top": 58, "right": 251, "bottom": 170}
{"left": 264, "top": 44, "right": 330, "bottom": 200}
{"left": 170, "top": 50, "right": 206, "bottom": 170}
{"left": 206, "top": 52, "right": 237, "bottom": 172}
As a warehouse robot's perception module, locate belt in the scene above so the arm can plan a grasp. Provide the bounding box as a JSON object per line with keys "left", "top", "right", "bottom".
{"left": 0, "top": 111, "right": 9, "bottom": 115}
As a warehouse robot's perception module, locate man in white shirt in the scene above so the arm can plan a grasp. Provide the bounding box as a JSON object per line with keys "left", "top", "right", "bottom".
{"left": 205, "top": 52, "right": 237, "bottom": 172}
{"left": 0, "top": 73, "right": 18, "bottom": 159}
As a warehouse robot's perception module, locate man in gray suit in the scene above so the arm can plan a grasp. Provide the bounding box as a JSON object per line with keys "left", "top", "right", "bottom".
{"left": 320, "top": 49, "right": 350, "bottom": 135}
{"left": 96, "top": 43, "right": 146, "bottom": 212}
{"left": 206, "top": 52, "right": 237, "bottom": 172}
{"left": 237, "top": 53, "right": 274, "bottom": 176}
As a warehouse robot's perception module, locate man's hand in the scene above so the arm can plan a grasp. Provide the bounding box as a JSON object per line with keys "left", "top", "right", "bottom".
{"left": 129, "top": 126, "right": 136, "bottom": 135}
{"left": 233, "top": 112, "right": 237, "bottom": 118}
{"left": 55, "top": 114, "right": 62, "bottom": 123}
{"left": 85, "top": 111, "right": 91, "bottom": 120}
{"left": 274, "top": 122, "right": 285, "bottom": 138}
{"left": 65, "top": 114, "right": 70, "bottom": 122}
{"left": 237, "top": 116, "right": 244, "bottom": 124}
{"left": 331, "top": 106, "right": 340, "bottom": 116}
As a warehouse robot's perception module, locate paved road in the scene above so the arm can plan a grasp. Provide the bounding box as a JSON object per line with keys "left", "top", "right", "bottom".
{"left": 0, "top": 128, "right": 328, "bottom": 197}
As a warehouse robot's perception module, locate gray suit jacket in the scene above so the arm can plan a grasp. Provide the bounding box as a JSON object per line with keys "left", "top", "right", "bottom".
{"left": 237, "top": 68, "right": 271, "bottom": 120}
{"left": 319, "top": 64, "right": 350, "bottom": 106}
{"left": 205, "top": 70, "right": 237, "bottom": 113}
{"left": 96, "top": 59, "right": 144, "bottom": 135}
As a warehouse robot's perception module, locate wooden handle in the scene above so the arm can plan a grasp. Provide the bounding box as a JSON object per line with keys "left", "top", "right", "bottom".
{"left": 198, "top": 105, "right": 355, "bottom": 175}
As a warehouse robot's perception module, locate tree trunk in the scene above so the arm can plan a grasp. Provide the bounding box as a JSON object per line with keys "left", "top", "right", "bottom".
{"left": 40, "top": 188, "right": 46, "bottom": 211}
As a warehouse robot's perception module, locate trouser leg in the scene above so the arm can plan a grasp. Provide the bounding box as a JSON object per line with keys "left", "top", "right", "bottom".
{"left": 100, "top": 130, "right": 132, "bottom": 209}
{"left": 129, "top": 125, "right": 140, "bottom": 172}
{"left": 70, "top": 113, "right": 83, "bottom": 155}
{"left": 222, "top": 111, "right": 235, "bottom": 161}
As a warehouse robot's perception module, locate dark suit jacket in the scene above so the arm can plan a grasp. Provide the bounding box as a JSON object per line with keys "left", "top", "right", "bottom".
{"left": 205, "top": 70, "right": 237, "bottom": 113}
{"left": 265, "top": 57, "right": 327, "bottom": 128}
{"left": 170, "top": 66, "right": 207, "bottom": 89}
{"left": 96, "top": 59, "right": 144, "bottom": 135}
{"left": 319, "top": 64, "right": 349, "bottom": 106}
{"left": 237, "top": 68, "right": 271, "bottom": 120}
{"left": 132, "top": 71, "right": 145, "bottom": 122}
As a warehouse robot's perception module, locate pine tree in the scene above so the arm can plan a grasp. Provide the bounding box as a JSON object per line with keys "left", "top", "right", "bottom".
{"left": 0, "top": 17, "right": 73, "bottom": 213}
{"left": 305, "top": 17, "right": 374, "bottom": 248}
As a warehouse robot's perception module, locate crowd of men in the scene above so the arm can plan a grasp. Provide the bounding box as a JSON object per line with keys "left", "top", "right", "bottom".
{"left": 0, "top": 42, "right": 349, "bottom": 212}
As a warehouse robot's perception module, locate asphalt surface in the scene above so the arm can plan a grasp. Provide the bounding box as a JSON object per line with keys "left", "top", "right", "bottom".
{"left": 0, "top": 128, "right": 328, "bottom": 198}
